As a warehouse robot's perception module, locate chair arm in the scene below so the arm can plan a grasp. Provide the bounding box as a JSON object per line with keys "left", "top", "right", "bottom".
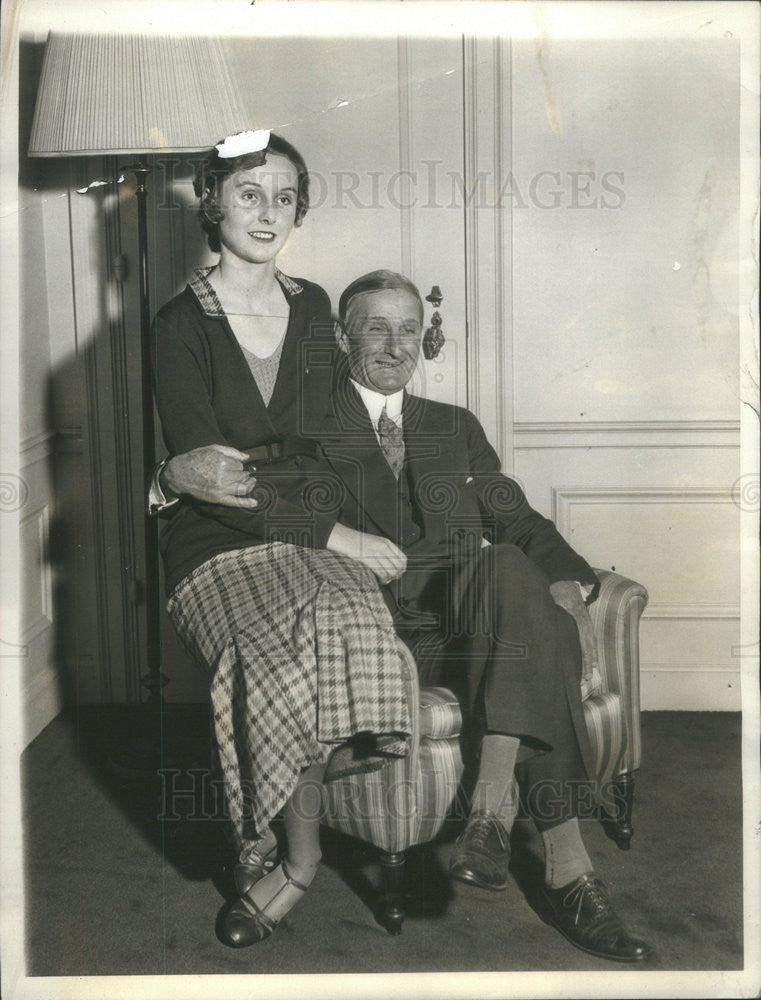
{"left": 397, "top": 638, "right": 422, "bottom": 774}
{"left": 588, "top": 569, "right": 648, "bottom": 774}
{"left": 321, "top": 637, "right": 463, "bottom": 853}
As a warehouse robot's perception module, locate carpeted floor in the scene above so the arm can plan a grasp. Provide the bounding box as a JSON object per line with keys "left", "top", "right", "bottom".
{"left": 21, "top": 708, "right": 743, "bottom": 976}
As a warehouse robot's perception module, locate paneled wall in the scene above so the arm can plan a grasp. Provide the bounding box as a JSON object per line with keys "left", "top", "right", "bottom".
{"left": 18, "top": 175, "right": 56, "bottom": 745}
{"left": 508, "top": 41, "right": 742, "bottom": 710}
{"left": 513, "top": 433, "right": 740, "bottom": 709}
{"left": 18, "top": 174, "right": 82, "bottom": 740}
{"left": 18, "top": 150, "right": 152, "bottom": 736}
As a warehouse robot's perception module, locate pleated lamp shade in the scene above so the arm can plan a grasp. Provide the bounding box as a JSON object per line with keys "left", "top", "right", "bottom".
{"left": 28, "top": 32, "right": 252, "bottom": 156}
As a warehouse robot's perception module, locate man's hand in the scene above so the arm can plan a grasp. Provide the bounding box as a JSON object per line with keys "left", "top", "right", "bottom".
{"left": 549, "top": 580, "right": 599, "bottom": 685}
{"left": 326, "top": 522, "right": 407, "bottom": 585}
{"left": 162, "top": 445, "right": 259, "bottom": 510}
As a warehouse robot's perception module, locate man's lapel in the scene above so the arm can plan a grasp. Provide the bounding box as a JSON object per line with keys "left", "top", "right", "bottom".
{"left": 319, "top": 378, "right": 462, "bottom": 540}
{"left": 402, "top": 391, "right": 459, "bottom": 505}
{"left": 319, "top": 377, "right": 404, "bottom": 540}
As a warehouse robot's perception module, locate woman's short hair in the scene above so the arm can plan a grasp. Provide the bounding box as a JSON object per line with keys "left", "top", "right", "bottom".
{"left": 338, "top": 269, "right": 425, "bottom": 328}
{"left": 193, "top": 133, "right": 309, "bottom": 252}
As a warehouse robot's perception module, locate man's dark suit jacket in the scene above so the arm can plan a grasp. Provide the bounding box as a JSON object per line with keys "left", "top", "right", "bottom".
{"left": 310, "top": 377, "right": 602, "bottom": 785}
{"left": 313, "top": 376, "right": 600, "bottom": 620}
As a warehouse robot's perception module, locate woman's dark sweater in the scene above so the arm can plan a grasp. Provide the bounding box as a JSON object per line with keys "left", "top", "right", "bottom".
{"left": 153, "top": 267, "right": 339, "bottom": 594}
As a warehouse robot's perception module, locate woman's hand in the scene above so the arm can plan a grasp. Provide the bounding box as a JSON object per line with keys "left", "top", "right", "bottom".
{"left": 326, "top": 523, "right": 407, "bottom": 584}
{"left": 162, "top": 445, "right": 259, "bottom": 510}
{"left": 549, "top": 580, "right": 599, "bottom": 685}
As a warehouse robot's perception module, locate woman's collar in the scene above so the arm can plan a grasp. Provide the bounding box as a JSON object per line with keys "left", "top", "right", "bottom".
{"left": 189, "top": 265, "right": 303, "bottom": 317}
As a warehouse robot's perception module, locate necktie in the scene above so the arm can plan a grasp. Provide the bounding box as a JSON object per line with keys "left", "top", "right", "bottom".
{"left": 377, "top": 407, "right": 405, "bottom": 479}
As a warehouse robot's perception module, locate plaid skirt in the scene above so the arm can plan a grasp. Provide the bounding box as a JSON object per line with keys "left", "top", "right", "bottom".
{"left": 166, "top": 543, "right": 413, "bottom": 848}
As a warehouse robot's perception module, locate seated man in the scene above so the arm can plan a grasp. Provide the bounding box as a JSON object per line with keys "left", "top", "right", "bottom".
{"left": 151, "top": 269, "right": 652, "bottom": 962}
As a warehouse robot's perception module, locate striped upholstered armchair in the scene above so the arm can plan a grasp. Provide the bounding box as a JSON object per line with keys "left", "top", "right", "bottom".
{"left": 321, "top": 569, "right": 648, "bottom": 933}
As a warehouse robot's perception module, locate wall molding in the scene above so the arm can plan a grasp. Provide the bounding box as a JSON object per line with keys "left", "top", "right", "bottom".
{"left": 491, "top": 37, "right": 509, "bottom": 466}
{"left": 20, "top": 429, "right": 55, "bottom": 465}
{"left": 645, "top": 602, "right": 740, "bottom": 620}
{"left": 396, "top": 36, "right": 414, "bottom": 280}
{"left": 552, "top": 484, "right": 735, "bottom": 534}
{"left": 21, "top": 427, "right": 84, "bottom": 466}
{"left": 20, "top": 503, "right": 53, "bottom": 643}
{"left": 514, "top": 420, "right": 740, "bottom": 450}
{"left": 554, "top": 485, "right": 741, "bottom": 711}
{"left": 55, "top": 427, "right": 84, "bottom": 454}
{"left": 462, "top": 35, "right": 480, "bottom": 419}
{"left": 641, "top": 661, "right": 741, "bottom": 673}
{"left": 462, "top": 35, "right": 513, "bottom": 462}
{"left": 23, "top": 663, "right": 63, "bottom": 747}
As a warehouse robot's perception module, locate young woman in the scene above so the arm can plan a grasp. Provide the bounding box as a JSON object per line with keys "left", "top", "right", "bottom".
{"left": 152, "top": 131, "right": 411, "bottom": 947}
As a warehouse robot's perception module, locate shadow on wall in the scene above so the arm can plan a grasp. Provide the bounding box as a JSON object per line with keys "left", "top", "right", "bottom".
{"left": 19, "top": 37, "right": 209, "bottom": 712}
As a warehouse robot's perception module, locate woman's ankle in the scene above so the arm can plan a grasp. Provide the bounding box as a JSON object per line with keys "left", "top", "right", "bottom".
{"left": 284, "top": 852, "right": 321, "bottom": 885}
{"left": 238, "top": 826, "right": 277, "bottom": 864}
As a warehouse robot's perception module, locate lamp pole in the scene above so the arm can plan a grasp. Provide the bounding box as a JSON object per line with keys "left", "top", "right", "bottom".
{"left": 128, "top": 161, "right": 166, "bottom": 705}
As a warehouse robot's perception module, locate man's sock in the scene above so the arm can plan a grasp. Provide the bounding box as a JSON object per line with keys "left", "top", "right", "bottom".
{"left": 541, "top": 818, "right": 594, "bottom": 888}
{"left": 470, "top": 733, "right": 521, "bottom": 834}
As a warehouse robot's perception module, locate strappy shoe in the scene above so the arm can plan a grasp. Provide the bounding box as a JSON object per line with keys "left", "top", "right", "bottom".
{"left": 221, "top": 861, "right": 311, "bottom": 948}
{"left": 233, "top": 841, "right": 278, "bottom": 896}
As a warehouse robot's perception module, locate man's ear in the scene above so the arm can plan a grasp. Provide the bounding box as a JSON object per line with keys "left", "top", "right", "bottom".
{"left": 334, "top": 319, "right": 349, "bottom": 355}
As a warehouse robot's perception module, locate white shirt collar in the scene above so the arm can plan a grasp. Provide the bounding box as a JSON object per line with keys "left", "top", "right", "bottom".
{"left": 349, "top": 379, "right": 404, "bottom": 430}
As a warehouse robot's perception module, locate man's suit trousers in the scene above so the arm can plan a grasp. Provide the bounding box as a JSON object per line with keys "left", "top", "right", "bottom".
{"left": 394, "top": 543, "right": 594, "bottom": 830}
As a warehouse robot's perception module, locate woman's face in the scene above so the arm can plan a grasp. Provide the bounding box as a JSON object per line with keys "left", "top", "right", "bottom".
{"left": 213, "top": 153, "right": 300, "bottom": 265}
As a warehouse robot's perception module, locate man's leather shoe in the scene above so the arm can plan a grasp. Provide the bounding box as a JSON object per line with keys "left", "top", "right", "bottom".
{"left": 449, "top": 810, "right": 511, "bottom": 891}
{"left": 540, "top": 874, "right": 652, "bottom": 961}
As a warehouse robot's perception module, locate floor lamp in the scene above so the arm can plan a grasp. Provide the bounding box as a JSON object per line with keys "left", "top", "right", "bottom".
{"left": 28, "top": 32, "right": 251, "bottom": 704}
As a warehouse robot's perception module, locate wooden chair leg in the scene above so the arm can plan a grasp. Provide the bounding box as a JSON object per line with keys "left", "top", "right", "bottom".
{"left": 377, "top": 850, "right": 406, "bottom": 934}
{"left": 603, "top": 771, "right": 635, "bottom": 850}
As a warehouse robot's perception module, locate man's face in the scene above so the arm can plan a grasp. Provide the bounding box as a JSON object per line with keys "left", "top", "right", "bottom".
{"left": 338, "top": 288, "right": 423, "bottom": 394}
